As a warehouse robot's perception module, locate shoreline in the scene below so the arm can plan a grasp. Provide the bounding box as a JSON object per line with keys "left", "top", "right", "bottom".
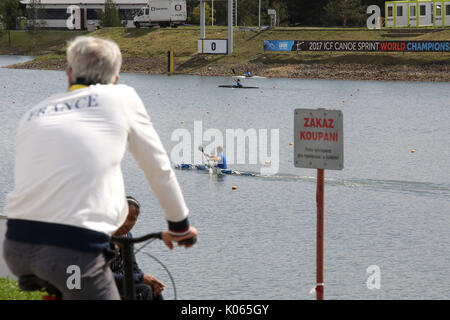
{"left": 2, "top": 27, "right": 450, "bottom": 82}
{"left": 5, "top": 57, "right": 450, "bottom": 82}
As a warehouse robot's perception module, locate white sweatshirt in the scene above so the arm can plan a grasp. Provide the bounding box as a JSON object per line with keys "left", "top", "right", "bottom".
{"left": 4, "top": 84, "right": 189, "bottom": 236}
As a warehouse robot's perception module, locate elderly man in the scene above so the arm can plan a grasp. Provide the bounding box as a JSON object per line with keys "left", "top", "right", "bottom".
{"left": 2, "top": 36, "right": 197, "bottom": 300}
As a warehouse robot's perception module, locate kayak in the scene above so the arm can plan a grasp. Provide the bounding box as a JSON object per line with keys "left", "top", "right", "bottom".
{"left": 218, "top": 85, "right": 259, "bottom": 89}
{"left": 232, "top": 75, "right": 266, "bottom": 79}
{"left": 174, "top": 164, "right": 256, "bottom": 176}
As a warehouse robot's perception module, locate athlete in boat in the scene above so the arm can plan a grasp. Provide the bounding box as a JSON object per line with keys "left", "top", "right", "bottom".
{"left": 246, "top": 70, "right": 252, "bottom": 77}
{"left": 234, "top": 78, "right": 243, "bottom": 88}
{"left": 206, "top": 146, "right": 227, "bottom": 169}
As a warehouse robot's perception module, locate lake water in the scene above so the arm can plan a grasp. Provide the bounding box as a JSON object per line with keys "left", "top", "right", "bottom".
{"left": 1, "top": 56, "right": 449, "bottom": 300}
{"left": 0, "top": 55, "right": 34, "bottom": 68}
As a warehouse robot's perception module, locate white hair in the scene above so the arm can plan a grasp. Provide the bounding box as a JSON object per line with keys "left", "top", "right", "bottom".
{"left": 66, "top": 36, "right": 122, "bottom": 85}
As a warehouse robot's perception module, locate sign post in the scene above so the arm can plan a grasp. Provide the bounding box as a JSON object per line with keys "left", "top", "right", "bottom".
{"left": 227, "top": 0, "right": 233, "bottom": 54}
{"left": 316, "top": 168, "right": 324, "bottom": 300}
{"left": 167, "top": 48, "right": 174, "bottom": 73}
{"left": 198, "top": 0, "right": 233, "bottom": 55}
{"left": 294, "top": 108, "right": 344, "bottom": 300}
{"left": 198, "top": 39, "right": 228, "bottom": 54}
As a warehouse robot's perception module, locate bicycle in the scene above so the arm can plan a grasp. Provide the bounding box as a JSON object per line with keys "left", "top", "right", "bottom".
{"left": 18, "top": 232, "right": 197, "bottom": 300}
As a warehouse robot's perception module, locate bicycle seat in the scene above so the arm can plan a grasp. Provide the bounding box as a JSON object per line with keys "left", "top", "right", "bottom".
{"left": 18, "top": 275, "right": 62, "bottom": 299}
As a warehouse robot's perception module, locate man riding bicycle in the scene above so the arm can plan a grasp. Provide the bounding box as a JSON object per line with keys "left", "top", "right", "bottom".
{"left": 2, "top": 36, "right": 197, "bottom": 300}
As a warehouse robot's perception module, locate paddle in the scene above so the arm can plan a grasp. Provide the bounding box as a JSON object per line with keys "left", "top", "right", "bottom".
{"left": 198, "top": 146, "right": 214, "bottom": 173}
{"left": 198, "top": 146, "right": 209, "bottom": 163}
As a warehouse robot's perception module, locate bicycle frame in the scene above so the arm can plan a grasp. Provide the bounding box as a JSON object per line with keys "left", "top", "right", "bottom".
{"left": 111, "top": 232, "right": 197, "bottom": 300}
{"left": 111, "top": 232, "right": 163, "bottom": 300}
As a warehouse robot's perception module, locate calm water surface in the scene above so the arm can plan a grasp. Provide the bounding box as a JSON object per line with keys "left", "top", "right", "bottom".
{"left": 1, "top": 56, "right": 449, "bottom": 299}
{"left": 0, "top": 55, "right": 34, "bottom": 67}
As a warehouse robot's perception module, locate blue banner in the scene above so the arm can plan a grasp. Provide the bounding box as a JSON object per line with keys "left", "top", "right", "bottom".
{"left": 263, "top": 40, "right": 295, "bottom": 52}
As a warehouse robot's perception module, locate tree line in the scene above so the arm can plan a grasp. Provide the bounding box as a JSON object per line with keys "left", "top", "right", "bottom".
{"left": 187, "top": 0, "right": 387, "bottom": 27}
{"left": 0, "top": 0, "right": 47, "bottom": 46}
{"left": 1, "top": 0, "right": 389, "bottom": 31}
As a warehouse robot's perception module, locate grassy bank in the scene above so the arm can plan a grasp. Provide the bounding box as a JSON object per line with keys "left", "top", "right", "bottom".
{"left": 0, "top": 30, "right": 88, "bottom": 56}
{"left": 0, "top": 278, "right": 45, "bottom": 300}
{"left": 1, "top": 27, "right": 450, "bottom": 81}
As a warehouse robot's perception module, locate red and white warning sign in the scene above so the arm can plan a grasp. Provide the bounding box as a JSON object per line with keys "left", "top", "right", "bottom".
{"left": 294, "top": 108, "right": 343, "bottom": 170}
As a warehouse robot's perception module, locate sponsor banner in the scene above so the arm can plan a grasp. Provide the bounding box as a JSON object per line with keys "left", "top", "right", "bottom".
{"left": 264, "top": 40, "right": 450, "bottom": 52}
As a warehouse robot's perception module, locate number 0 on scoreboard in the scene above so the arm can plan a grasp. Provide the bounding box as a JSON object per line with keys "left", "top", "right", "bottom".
{"left": 198, "top": 39, "right": 228, "bottom": 54}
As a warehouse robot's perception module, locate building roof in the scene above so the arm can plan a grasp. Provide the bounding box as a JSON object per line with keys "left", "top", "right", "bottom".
{"left": 20, "top": 1, "right": 147, "bottom": 5}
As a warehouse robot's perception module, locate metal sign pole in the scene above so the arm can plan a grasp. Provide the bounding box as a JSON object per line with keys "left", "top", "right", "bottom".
{"left": 316, "top": 168, "right": 325, "bottom": 300}
{"left": 235, "top": 0, "right": 237, "bottom": 26}
{"left": 258, "top": 0, "right": 261, "bottom": 29}
{"left": 228, "top": 0, "right": 233, "bottom": 54}
{"left": 200, "top": 0, "right": 205, "bottom": 39}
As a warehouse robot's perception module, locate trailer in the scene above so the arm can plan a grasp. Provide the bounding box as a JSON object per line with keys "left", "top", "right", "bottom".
{"left": 385, "top": 0, "right": 450, "bottom": 28}
{"left": 19, "top": 1, "right": 148, "bottom": 29}
{"left": 133, "top": 0, "right": 187, "bottom": 28}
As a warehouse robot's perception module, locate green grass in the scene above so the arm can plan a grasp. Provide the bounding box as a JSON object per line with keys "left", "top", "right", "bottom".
{"left": 0, "top": 278, "right": 46, "bottom": 300}
{"left": 93, "top": 26, "right": 450, "bottom": 68}
{"left": 0, "top": 30, "right": 87, "bottom": 55}
{"left": 1, "top": 26, "right": 449, "bottom": 74}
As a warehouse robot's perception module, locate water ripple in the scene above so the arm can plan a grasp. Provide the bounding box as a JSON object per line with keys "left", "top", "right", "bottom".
{"left": 255, "top": 173, "right": 450, "bottom": 197}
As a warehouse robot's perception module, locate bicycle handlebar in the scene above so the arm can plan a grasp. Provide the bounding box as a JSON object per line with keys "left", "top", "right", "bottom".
{"left": 111, "top": 232, "right": 162, "bottom": 244}
{"left": 111, "top": 232, "right": 197, "bottom": 245}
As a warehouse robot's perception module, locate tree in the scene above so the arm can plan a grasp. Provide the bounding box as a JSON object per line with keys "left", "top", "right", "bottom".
{"left": 238, "top": 0, "right": 269, "bottom": 27}
{"left": 323, "top": 0, "right": 366, "bottom": 27}
{"left": 0, "top": 0, "right": 22, "bottom": 46}
{"left": 191, "top": 2, "right": 215, "bottom": 26}
{"left": 183, "top": 0, "right": 378, "bottom": 27}
{"left": 207, "top": 1, "right": 226, "bottom": 25}
{"left": 361, "top": 0, "right": 385, "bottom": 16}
{"left": 99, "top": 0, "right": 122, "bottom": 27}
{"left": 286, "top": 0, "right": 329, "bottom": 26}
{"left": 267, "top": 0, "right": 289, "bottom": 27}
{"left": 26, "top": 0, "right": 47, "bottom": 34}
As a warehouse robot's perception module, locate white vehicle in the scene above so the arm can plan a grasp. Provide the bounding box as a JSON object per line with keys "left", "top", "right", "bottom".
{"left": 133, "top": 0, "right": 187, "bottom": 28}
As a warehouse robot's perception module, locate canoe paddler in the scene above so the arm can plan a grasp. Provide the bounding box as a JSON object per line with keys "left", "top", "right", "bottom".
{"left": 206, "top": 146, "right": 227, "bottom": 169}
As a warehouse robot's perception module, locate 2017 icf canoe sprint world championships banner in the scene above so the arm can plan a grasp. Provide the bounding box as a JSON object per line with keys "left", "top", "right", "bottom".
{"left": 263, "top": 40, "right": 450, "bottom": 52}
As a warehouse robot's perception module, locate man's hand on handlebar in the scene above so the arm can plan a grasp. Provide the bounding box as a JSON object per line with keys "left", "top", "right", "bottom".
{"left": 161, "top": 226, "right": 198, "bottom": 250}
